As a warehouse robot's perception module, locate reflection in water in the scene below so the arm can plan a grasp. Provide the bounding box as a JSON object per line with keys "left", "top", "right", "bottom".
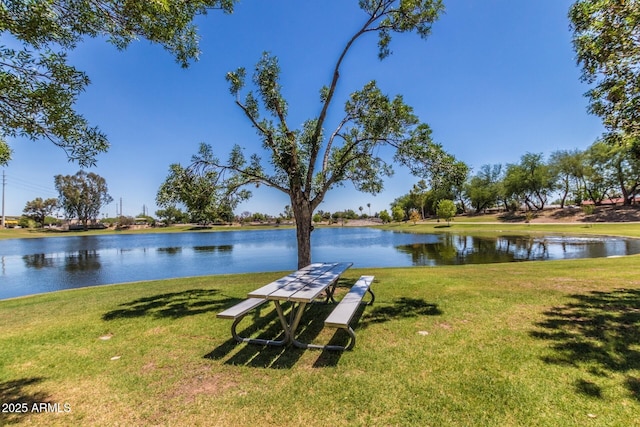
{"left": 64, "top": 250, "right": 101, "bottom": 271}
{"left": 22, "top": 254, "right": 55, "bottom": 269}
{"left": 396, "top": 234, "right": 637, "bottom": 266}
{"left": 157, "top": 247, "right": 182, "bottom": 255}
{"left": 193, "top": 245, "right": 233, "bottom": 253}
{"left": 2, "top": 228, "right": 640, "bottom": 300}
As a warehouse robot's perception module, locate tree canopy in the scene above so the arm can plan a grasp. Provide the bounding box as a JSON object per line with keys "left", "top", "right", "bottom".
{"left": 436, "top": 199, "right": 456, "bottom": 225}
{"left": 54, "top": 170, "right": 112, "bottom": 229}
{"left": 503, "top": 153, "right": 555, "bottom": 211}
{"left": 0, "top": 0, "right": 236, "bottom": 166}
{"left": 569, "top": 0, "right": 640, "bottom": 147}
{"left": 156, "top": 145, "right": 251, "bottom": 224}
{"left": 22, "top": 197, "right": 58, "bottom": 227}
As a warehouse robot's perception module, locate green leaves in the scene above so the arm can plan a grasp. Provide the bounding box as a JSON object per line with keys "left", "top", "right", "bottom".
{"left": 2, "top": 0, "right": 236, "bottom": 66}
{"left": 0, "top": 138, "right": 13, "bottom": 166}
{"left": 569, "top": 0, "right": 640, "bottom": 139}
{"left": 359, "top": 0, "right": 444, "bottom": 59}
{"left": 436, "top": 199, "right": 456, "bottom": 224}
{"left": 206, "top": 1, "right": 447, "bottom": 265}
{"left": 1, "top": 0, "right": 237, "bottom": 166}
{"left": 226, "top": 67, "right": 246, "bottom": 96}
{"left": 156, "top": 153, "right": 250, "bottom": 225}
{"left": 54, "top": 171, "right": 112, "bottom": 227}
{"left": 254, "top": 53, "right": 288, "bottom": 118}
{"left": 503, "top": 153, "right": 555, "bottom": 210}
{"left": 0, "top": 45, "right": 108, "bottom": 167}
{"left": 22, "top": 197, "right": 58, "bottom": 227}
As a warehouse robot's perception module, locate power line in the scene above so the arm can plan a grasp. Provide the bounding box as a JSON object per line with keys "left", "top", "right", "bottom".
{"left": 5, "top": 174, "right": 58, "bottom": 198}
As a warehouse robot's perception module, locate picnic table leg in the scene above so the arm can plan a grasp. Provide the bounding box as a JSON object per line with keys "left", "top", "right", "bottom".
{"left": 292, "top": 328, "right": 356, "bottom": 351}
{"left": 323, "top": 281, "right": 339, "bottom": 304}
{"left": 268, "top": 301, "right": 313, "bottom": 347}
{"left": 230, "top": 311, "right": 288, "bottom": 347}
{"left": 366, "top": 287, "right": 375, "bottom": 305}
{"left": 289, "top": 301, "right": 355, "bottom": 351}
{"left": 273, "top": 301, "right": 293, "bottom": 344}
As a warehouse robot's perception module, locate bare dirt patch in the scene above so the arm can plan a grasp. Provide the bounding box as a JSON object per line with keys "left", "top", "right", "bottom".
{"left": 496, "top": 205, "right": 640, "bottom": 223}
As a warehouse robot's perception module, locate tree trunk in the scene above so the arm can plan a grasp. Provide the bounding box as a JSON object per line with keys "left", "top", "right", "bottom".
{"left": 291, "top": 196, "right": 313, "bottom": 269}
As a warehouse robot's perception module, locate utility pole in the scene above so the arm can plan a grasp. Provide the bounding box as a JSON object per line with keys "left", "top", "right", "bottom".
{"left": 1, "top": 170, "right": 5, "bottom": 228}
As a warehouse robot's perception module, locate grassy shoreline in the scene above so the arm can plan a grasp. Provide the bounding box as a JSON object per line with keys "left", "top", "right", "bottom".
{"left": 1, "top": 223, "right": 640, "bottom": 425}
{"left": 377, "top": 220, "right": 640, "bottom": 239}
{"left": 4, "top": 218, "right": 640, "bottom": 241}
{"left": 0, "top": 223, "right": 296, "bottom": 240}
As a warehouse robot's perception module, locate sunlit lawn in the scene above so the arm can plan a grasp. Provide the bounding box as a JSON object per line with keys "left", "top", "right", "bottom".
{"left": 1, "top": 252, "right": 639, "bottom": 425}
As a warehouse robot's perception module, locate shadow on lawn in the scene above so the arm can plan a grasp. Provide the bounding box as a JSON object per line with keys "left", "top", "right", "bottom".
{"left": 361, "top": 297, "right": 442, "bottom": 327}
{"left": 206, "top": 290, "right": 442, "bottom": 369}
{"left": 205, "top": 301, "right": 347, "bottom": 369}
{"left": 531, "top": 288, "right": 640, "bottom": 401}
{"left": 0, "top": 377, "right": 50, "bottom": 424}
{"left": 102, "top": 289, "right": 234, "bottom": 320}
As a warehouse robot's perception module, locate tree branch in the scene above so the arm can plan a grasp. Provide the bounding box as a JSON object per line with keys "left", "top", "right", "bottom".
{"left": 322, "top": 116, "right": 351, "bottom": 174}
{"left": 306, "top": 10, "right": 380, "bottom": 189}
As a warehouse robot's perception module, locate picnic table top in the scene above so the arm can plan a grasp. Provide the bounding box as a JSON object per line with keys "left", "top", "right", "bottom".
{"left": 248, "top": 262, "right": 352, "bottom": 303}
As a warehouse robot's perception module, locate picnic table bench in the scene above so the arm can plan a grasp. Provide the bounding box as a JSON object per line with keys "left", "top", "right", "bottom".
{"left": 216, "top": 262, "right": 375, "bottom": 351}
{"left": 324, "top": 275, "right": 375, "bottom": 350}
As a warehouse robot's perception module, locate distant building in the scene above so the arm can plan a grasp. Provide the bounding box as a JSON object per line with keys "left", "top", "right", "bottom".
{"left": 3, "top": 218, "right": 19, "bottom": 228}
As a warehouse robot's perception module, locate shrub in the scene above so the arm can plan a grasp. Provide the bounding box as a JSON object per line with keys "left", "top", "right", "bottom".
{"left": 582, "top": 204, "right": 595, "bottom": 215}
{"left": 436, "top": 199, "right": 456, "bottom": 225}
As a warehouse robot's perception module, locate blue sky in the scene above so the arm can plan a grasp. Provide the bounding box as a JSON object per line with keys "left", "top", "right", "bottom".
{"left": 3, "top": 0, "right": 604, "bottom": 218}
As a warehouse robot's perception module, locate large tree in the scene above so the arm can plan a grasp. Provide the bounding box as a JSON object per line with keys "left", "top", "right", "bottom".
{"left": 569, "top": 0, "right": 640, "bottom": 148}
{"left": 54, "top": 170, "right": 112, "bottom": 229}
{"left": 156, "top": 149, "right": 250, "bottom": 224}
{"left": 464, "top": 164, "right": 503, "bottom": 213}
{"left": 548, "top": 149, "right": 584, "bottom": 207}
{"left": 580, "top": 141, "right": 615, "bottom": 205}
{"left": 589, "top": 137, "right": 640, "bottom": 204}
{"left": 22, "top": 197, "right": 58, "bottom": 227}
{"left": 0, "top": 0, "right": 236, "bottom": 166}
{"left": 503, "top": 153, "right": 555, "bottom": 211}
{"left": 191, "top": 1, "right": 448, "bottom": 268}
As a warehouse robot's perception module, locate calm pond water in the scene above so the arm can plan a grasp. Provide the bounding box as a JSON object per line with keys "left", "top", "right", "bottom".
{"left": 1, "top": 227, "right": 639, "bottom": 300}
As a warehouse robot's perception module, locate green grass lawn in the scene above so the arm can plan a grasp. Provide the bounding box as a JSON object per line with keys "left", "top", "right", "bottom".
{"left": 1, "top": 224, "right": 640, "bottom": 425}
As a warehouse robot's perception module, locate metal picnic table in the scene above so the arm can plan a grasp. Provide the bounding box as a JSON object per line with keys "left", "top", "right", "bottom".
{"left": 218, "top": 262, "right": 353, "bottom": 349}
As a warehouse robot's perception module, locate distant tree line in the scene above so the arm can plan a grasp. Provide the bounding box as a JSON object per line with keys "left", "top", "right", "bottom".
{"left": 391, "top": 139, "right": 640, "bottom": 221}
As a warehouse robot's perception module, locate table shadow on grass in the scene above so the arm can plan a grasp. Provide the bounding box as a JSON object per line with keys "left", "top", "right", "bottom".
{"left": 0, "top": 377, "right": 50, "bottom": 424}
{"left": 206, "top": 294, "right": 442, "bottom": 369}
{"left": 102, "top": 289, "right": 234, "bottom": 320}
{"left": 531, "top": 288, "right": 640, "bottom": 401}
{"left": 360, "top": 297, "right": 443, "bottom": 326}
{"left": 205, "top": 302, "right": 338, "bottom": 368}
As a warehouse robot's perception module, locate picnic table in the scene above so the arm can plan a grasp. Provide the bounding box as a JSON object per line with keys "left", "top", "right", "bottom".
{"left": 217, "top": 262, "right": 375, "bottom": 351}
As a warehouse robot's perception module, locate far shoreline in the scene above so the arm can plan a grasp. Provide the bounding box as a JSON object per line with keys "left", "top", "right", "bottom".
{"left": 2, "top": 205, "right": 640, "bottom": 241}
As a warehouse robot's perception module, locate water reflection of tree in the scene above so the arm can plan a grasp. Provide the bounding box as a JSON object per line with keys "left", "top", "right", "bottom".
{"left": 157, "top": 247, "right": 182, "bottom": 255}
{"left": 22, "top": 254, "right": 54, "bottom": 269}
{"left": 64, "top": 250, "right": 100, "bottom": 271}
{"left": 193, "top": 245, "right": 233, "bottom": 253}
{"left": 499, "top": 236, "right": 549, "bottom": 261}
{"left": 395, "top": 234, "right": 552, "bottom": 266}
